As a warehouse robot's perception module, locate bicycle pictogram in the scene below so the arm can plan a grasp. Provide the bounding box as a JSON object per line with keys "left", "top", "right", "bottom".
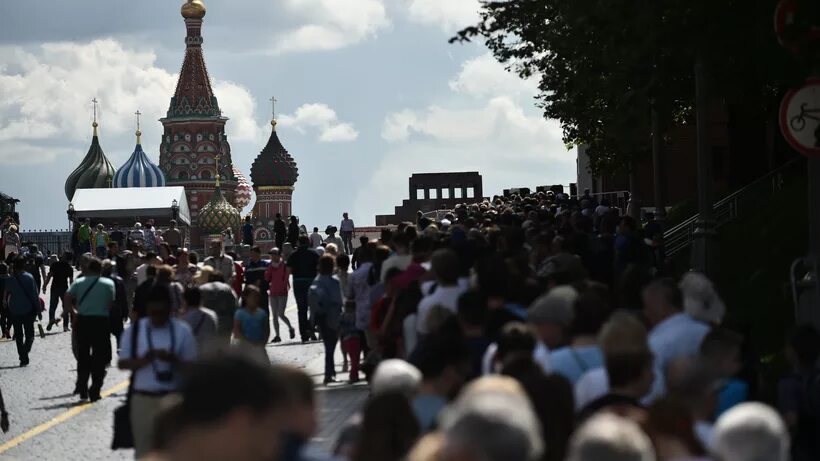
{"left": 790, "top": 103, "right": 820, "bottom": 132}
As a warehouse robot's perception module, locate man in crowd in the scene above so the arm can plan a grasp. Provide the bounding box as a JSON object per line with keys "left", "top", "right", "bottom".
{"left": 274, "top": 213, "right": 287, "bottom": 251}
{"left": 643, "top": 277, "right": 710, "bottom": 401}
{"left": 43, "top": 251, "right": 73, "bottom": 331}
{"left": 244, "top": 246, "right": 270, "bottom": 314}
{"left": 242, "top": 216, "right": 254, "bottom": 247}
{"left": 309, "top": 226, "right": 323, "bottom": 249}
{"left": 5, "top": 258, "right": 39, "bottom": 366}
{"left": 204, "top": 241, "right": 234, "bottom": 285}
{"left": 287, "top": 236, "right": 319, "bottom": 342}
{"left": 164, "top": 219, "right": 182, "bottom": 253}
{"left": 340, "top": 212, "right": 355, "bottom": 255}
{"left": 118, "top": 284, "right": 197, "bottom": 458}
{"left": 198, "top": 267, "right": 239, "bottom": 343}
{"left": 64, "top": 257, "right": 116, "bottom": 401}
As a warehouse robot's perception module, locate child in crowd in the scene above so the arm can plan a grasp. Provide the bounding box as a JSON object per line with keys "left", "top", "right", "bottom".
{"left": 340, "top": 300, "right": 360, "bottom": 382}
{"left": 233, "top": 285, "right": 270, "bottom": 361}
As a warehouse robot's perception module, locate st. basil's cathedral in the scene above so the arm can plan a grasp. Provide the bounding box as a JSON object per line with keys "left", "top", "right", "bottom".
{"left": 63, "top": 0, "right": 297, "bottom": 250}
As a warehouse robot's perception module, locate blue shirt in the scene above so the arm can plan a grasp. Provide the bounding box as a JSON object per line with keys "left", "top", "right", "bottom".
{"left": 5, "top": 272, "right": 38, "bottom": 315}
{"left": 550, "top": 345, "right": 604, "bottom": 384}
{"left": 235, "top": 307, "right": 268, "bottom": 343}
{"left": 67, "top": 276, "right": 116, "bottom": 317}
{"left": 646, "top": 312, "right": 710, "bottom": 401}
{"left": 412, "top": 394, "right": 447, "bottom": 431}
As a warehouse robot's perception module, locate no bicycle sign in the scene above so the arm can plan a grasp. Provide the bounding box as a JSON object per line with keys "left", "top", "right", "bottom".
{"left": 780, "top": 77, "right": 820, "bottom": 157}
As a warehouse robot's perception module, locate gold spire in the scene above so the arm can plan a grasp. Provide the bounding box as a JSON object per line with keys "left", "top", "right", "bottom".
{"left": 91, "top": 98, "right": 99, "bottom": 136}
{"left": 269, "top": 96, "right": 277, "bottom": 131}
{"left": 181, "top": 0, "right": 206, "bottom": 19}
{"left": 135, "top": 110, "right": 142, "bottom": 144}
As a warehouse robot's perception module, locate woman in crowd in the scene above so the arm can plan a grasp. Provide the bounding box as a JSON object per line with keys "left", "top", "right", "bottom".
{"left": 233, "top": 285, "right": 269, "bottom": 361}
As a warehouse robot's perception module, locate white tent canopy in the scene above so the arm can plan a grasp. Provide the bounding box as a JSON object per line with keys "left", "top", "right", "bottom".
{"left": 71, "top": 187, "right": 191, "bottom": 226}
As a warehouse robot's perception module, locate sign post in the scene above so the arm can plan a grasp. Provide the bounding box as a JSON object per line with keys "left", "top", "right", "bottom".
{"left": 776, "top": 0, "right": 820, "bottom": 326}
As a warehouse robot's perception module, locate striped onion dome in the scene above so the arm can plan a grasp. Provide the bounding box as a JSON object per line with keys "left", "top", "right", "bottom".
{"left": 198, "top": 178, "right": 241, "bottom": 234}
{"left": 113, "top": 132, "right": 166, "bottom": 188}
{"left": 65, "top": 121, "right": 117, "bottom": 201}
{"left": 232, "top": 165, "right": 252, "bottom": 210}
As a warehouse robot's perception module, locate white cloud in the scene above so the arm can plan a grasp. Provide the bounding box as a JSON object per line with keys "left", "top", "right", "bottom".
{"left": 448, "top": 53, "right": 539, "bottom": 99}
{"left": 279, "top": 103, "right": 359, "bottom": 142}
{"left": 403, "top": 0, "right": 481, "bottom": 32}
{"left": 275, "top": 0, "right": 390, "bottom": 53}
{"left": 0, "top": 39, "right": 262, "bottom": 167}
{"left": 359, "top": 53, "right": 573, "bottom": 225}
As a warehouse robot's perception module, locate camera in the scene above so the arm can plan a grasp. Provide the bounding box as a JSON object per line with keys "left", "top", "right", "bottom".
{"left": 155, "top": 370, "right": 174, "bottom": 383}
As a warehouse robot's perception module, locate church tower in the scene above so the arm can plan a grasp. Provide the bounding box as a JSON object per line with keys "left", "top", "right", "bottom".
{"left": 159, "top": 0, "right": 237, "bottom": 244}
{"left": 249, "top": 102, "right": 298, "bottom": 252}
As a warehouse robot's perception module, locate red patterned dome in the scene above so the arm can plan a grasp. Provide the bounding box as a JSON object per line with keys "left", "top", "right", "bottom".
{"left": 232, "top": 165, "right": 252, "bottom": 210}
{"left": 250, "top": 121, "right": 298, "bottom": 188}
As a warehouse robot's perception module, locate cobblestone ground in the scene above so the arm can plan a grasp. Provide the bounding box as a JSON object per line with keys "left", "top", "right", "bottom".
{"left": 0, "top": 281, "right": 367, "bottom": 460}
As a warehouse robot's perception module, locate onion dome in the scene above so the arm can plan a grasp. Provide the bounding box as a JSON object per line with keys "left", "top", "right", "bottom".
{"left": 198, "top": 174, "right": 241, "bottom": 234}
{"left": 250, "top": 119, "right": 298, "bottom": 188}
{"left": 181, "top": 0, "right": 206, "bottom": 19}
{"left": 232, "top": 165, "right": 252, "bottom": 210}
{"left": 114, "top": 129, "right": 166, "bottom": 188}
{"left": 65, "top": 120, "right": 117, "bottom": 201}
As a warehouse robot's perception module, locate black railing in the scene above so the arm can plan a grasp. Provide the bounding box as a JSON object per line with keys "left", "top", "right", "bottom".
{"left": 19, "top": 230, "right": 72, "bottom": 257}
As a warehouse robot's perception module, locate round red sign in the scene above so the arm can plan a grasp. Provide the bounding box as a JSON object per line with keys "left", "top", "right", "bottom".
{"left": 780, "top": 77, "right": 820, "bottom": 157}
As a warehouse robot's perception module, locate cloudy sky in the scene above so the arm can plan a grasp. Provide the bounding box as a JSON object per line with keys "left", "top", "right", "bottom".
{"left": 0, "top": 0, "right": 575, "bottom": 231}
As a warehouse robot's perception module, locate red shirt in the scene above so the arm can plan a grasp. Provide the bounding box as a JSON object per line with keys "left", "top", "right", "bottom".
{"left": 264, "top": 263, "right": 290, "bottom": 296}
{"left": 232, "top": 262, "right": 244, "bottom": 295}
{"left": 391, "top": 263, "right": 426, "bottom": 292}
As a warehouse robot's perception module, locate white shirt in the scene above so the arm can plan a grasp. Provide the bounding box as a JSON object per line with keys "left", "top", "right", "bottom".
{"left": 119, "top": 318, "right": 197, "bottom": 393}
{"left": 416, "top": 284, "right": 467, "bottom": 334}
{"left": 135, "top": 263, "right": 150, "bottom": 286}
{"left": 309, "top": 232, "right": 324, "bottom": 248}
{"left": 347, "top": 262, "right": 373, "bottom": 330}
{"left": 481, "top": 341, "right": 552, "bottom": 375}
{"left": 204, "top": 254, "right": 234, "bottom": 281}
{"left": 646, "top": 312, "right": 710, "bottom": 401}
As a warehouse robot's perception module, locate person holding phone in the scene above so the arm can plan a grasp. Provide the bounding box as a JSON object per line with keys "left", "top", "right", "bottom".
{"left": 118, "top": 284, "right": 197, "bottom": 458}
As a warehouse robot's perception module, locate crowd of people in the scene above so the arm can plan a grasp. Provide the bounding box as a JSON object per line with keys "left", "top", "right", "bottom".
{"left": 1, "top": 190, "right": 819, "bottom": 461}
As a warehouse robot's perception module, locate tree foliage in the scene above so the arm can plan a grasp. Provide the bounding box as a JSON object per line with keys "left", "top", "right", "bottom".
{"left": 452, "top": 0, "right": 804, "bottom": 175}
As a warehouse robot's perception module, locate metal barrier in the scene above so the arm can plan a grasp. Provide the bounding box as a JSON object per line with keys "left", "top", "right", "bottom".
{"left": 663, "top": 157, "right": 805, "bottom": 257}
{"left": 19, "top": 230, "right": 72, "bottom": 256}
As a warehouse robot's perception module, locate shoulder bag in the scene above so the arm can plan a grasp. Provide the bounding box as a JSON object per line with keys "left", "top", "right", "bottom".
{"left": 111, "top": 318, "right": 141, "bottom": 449}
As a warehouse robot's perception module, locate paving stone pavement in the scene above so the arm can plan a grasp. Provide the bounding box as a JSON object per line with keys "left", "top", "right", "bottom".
{"left": 0, "top": 280, "right": 367, "bottom": 460}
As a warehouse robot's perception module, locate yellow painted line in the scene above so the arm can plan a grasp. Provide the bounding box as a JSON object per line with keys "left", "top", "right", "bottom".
{"left": 0, "top": 379, "right": 129, "bottom": 454}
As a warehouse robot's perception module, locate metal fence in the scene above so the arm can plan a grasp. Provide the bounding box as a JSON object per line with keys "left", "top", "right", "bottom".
{"left": 19, "top": 230, "right": 72, "bottom": 256}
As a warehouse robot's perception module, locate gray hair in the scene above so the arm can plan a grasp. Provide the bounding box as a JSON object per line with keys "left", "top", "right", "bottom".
{"left": 567, "top": 413, "right": 655, "bottom": 461}
{"left": 528, "top": 285, "right": 578, "bottom": 327}
{"left": 101, "top": 259, "right": 114, "bottom": 277}
{"left": 712, "top": 402, "right": 789, "bottom": 461}
{"left": 371, "top": 359, "right": 422, "bottom": 398}
{"left": 440, "top": 390, "right": 543, "bottom": 461}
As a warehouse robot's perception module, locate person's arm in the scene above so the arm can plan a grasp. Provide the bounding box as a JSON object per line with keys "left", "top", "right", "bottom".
{"left": 117, "top": 327, "right": 155, "bottom": 370}
{"left": 0, "top": 386, "right": 8, "bottom": 433}
{"left": 232, "top": 317, "right": 244, "bottom": 342}
{"left": 43, "top": 270, "right": 52, "bottom": 294}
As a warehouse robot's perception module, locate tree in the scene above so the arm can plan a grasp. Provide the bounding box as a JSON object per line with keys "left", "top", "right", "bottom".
{"left": 452, "top": 0, "right": 803, "bottom": 176}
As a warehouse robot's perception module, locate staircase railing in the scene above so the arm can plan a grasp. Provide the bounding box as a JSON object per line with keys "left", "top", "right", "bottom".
{"left": 664, "top": 157, "right": 805, "bottom": 257}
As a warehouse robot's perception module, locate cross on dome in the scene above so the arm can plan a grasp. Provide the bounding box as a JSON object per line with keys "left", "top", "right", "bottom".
{"left": 135, "top": 110, "right": 142, "bottom": 143}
